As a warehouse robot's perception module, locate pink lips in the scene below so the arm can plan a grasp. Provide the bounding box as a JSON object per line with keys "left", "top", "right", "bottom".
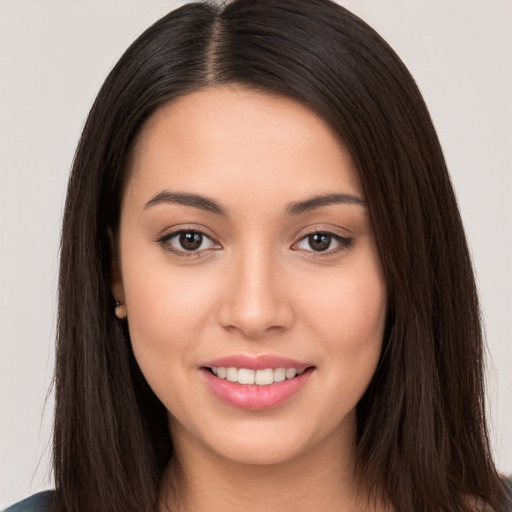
{"left": 200, "top": 355, "right": 314, "bottom": 410}
{"left": 202, "top": 354, "right": 311, "bottom": 371}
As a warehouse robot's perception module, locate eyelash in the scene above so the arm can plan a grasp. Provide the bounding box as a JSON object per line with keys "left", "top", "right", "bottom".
{"left": 157, "top": 229, "right": 220, "bottom": 258}
{"left": 157, "top": 228, "right": 354, "bottom": 257}
{"left": 292, "top": 231, "right": 354, "bottom": 255}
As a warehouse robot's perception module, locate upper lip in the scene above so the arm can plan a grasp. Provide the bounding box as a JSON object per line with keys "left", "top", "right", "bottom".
{"left": 201, "top": 354, "right": 312, "bottom": 371}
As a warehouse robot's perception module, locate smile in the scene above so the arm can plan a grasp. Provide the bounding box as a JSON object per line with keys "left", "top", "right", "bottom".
{"left": 201, "top": 361, "right": 314, "bottom": 410}
{"left": 209, "top": 366, "right": 305, "bottom": 385}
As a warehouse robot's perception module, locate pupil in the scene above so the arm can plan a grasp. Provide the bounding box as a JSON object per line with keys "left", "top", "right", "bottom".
{"left": 309, "top": 233, "right": 331, "bottom": 251}
{"left": 179, "top": 232, "right": 202, "bottom": 251}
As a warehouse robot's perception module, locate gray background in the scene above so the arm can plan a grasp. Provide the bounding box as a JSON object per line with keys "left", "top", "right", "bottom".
{"left": 1, "top": 0, "right": 511, "bottom": 506}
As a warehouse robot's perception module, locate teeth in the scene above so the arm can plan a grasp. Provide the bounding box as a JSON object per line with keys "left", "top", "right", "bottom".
{"left": 210, "top": 366, "right": 307, "bottom": 385}
{"left": 238, "top": 368, "right": 255, "bottom": 384}
{"left": 285, "top": 368, "right": 297, "bottom": 379}
{"left": 255, "top": 368, "right": 273, "bottom": 385}
{"left": 226, "top": 367, "right": 238, "bottom": 382}
{"left": 273, "top": 367, "right": 286, "bottom": 382}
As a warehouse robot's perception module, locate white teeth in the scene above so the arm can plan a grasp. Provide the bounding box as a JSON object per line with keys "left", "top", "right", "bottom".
{"left": 210, "top": 366, "right": 307, "bottom": 385}
{"left": 226, "top": 367, "right": 238, "bottom": 382}
{"left": 255, "top": 368, "right": 274, "bottom": 385}
{"left": 273, "top": 367, "right": 286, "bottom": 382}
{"left": 285, "top": 368, "right": 297, "bottom": 379}
{"left": 238, "top": 368, "right": 255, "bottom": 384}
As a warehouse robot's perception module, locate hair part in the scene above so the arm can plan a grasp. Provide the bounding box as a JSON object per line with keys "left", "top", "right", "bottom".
{"left": 53, "top": 1, "right": 510, "bottom": 511}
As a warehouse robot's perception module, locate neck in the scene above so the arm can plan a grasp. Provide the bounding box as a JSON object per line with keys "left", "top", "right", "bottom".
{"left": 159, "top": 418, "right": 383, "bottom": 512}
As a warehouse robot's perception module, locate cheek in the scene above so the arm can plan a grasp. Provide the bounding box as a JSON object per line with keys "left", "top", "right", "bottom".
{"left": 303, "top": 265, "right": 387, "bottom": 346}
{"left": 119, "top": 236, "right": 221, "bottom": 373}
{"left": 125, "top": 270, "right": 215, "bottom": 341}
{"left": 120, "top": 261, "right": 224, "bottom": 415}
{"left": 297, "top": 255, "right": 387, "bottom": 393}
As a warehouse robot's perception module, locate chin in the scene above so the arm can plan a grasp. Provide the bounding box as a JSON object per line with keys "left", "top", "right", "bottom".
{"left": 200, "top": 417, "right": 327, "bottom": 467}
{"left": 214, "top": 438, "right": 305, "bottom": 467}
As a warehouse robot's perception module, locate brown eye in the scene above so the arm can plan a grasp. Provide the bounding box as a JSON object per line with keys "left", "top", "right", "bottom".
{"left": 308, "top": 233, "right": 331, "bottom": 252}
{"left": 179, "top": 231, "right": 203, "bottom": 251}
{"left": 158, "top": 229, "right": 219, "bottom": 255}
{"left": 293, "top": 231, "right": 354, "bottom": 254}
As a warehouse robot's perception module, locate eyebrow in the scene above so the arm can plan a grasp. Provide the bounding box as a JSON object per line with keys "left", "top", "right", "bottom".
{"left": 144, "top": 191, "right": 227, "bottom": 215}
{"left": 286, "top": 193, "right": 366, "bottom": 215}
{"left": 144, "top": 190, "right": 366, "bottom": 216}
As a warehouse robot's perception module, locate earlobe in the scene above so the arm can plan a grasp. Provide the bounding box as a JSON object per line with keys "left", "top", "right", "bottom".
{"left": 114, "top": 300, "right": 127, "bottom": 319}
{"left": 111, "top": 259, "right": 126, "bottom": 316}
{"left": 109, "top": 228, "right": 127, "bottom": 319}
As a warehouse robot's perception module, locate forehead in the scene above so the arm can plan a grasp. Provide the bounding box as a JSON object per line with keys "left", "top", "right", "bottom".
{"left": 125, "top": 86, "right": 363, "bottom": 208}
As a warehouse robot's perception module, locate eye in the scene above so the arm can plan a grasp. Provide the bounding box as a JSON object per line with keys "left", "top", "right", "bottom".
{"left": 158, "top": 229, "right": 220, "bottom": 255}
{"left": 293, "top": 232, "right": 353, "bottom": 253}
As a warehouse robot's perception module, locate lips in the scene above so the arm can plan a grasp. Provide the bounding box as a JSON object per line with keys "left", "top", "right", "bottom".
{"left": 200, "top": 355, "right": 314, "bottom": 410}
{"left": 202, "top": 354, "right": 311, "bottom": 371}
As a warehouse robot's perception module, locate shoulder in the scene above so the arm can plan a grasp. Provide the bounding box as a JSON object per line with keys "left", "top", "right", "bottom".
{"left": 3, "top": 491, "right": 55, "bottom": 512}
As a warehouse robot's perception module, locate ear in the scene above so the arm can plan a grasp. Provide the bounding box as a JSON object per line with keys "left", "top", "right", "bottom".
{"left": 109, "top": 228, "right": 127, "bottom": 319}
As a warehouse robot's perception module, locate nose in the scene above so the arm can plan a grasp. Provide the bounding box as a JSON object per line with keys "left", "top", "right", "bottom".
{"left": 217, "top": 245, "right": 295, "bottom": 339}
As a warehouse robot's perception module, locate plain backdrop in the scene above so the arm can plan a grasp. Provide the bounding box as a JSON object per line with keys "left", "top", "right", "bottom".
{"left": 1, "top": 0, "right": 511, "bottom": 507}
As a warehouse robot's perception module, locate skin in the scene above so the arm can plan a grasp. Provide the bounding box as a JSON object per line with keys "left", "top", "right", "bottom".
{"left": 112, "top": 87, "right": 388, "bottom": 511}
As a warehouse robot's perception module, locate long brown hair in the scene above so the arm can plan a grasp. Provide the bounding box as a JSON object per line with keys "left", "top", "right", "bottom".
{"left": 53, "top": 1, "right": 510, "bottom": 511}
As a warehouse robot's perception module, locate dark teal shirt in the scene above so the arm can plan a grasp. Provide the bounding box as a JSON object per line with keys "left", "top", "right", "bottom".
{"left": 5, "top": 483, "right": 512, "bottom": 511}
{"left": 3, "top": 491, "right": 54, "bottom": 512}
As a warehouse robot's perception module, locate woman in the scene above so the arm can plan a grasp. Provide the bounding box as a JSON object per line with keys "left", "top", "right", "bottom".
{"left": 5, "top": 0, "right": 511, "bottom": 511}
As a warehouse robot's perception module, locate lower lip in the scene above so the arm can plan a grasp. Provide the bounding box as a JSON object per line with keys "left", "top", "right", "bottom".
{"left": 201, "top": 368, "right": 314, "bottom": 410}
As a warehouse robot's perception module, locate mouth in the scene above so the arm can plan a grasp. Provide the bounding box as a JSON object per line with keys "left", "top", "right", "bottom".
{"left": 200, "top": 359, "right": 315, "bottom": 410}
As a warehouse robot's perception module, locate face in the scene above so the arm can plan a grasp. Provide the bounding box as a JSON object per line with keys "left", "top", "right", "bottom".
{"left": 113, "top": 87, "right": 387, "bottom": 467}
